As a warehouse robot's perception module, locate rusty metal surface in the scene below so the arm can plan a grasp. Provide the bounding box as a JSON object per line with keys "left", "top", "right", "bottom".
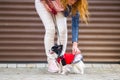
{"left": 0, "top": 0, "right": 120, "bottom": 62}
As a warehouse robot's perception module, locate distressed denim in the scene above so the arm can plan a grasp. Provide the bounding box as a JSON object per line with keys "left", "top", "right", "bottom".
{"left": 63, "top": 6, "right": 80, "bottom": 42}
{"left": 63, "top": 5, "right": 71, "bottom": 17}
{"left": 72, "top": 12, "right": 80, "bottom": 42}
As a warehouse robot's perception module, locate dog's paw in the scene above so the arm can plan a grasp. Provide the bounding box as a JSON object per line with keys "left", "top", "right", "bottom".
{"left": 61, "top": 71, "right": 66, "bottom": 74}
{"left": 61, "top": 71, "right": 69, "bottom": 75}
{"left": 58, "top": 70, "right": 62, "bottom": 74}
{"left": 81, "top": 71, "right": 84, "bottom": 75}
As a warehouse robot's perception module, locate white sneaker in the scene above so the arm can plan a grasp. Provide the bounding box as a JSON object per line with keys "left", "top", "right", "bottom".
{"left": 48, "top": 59, "right": 59, "bottom": 73}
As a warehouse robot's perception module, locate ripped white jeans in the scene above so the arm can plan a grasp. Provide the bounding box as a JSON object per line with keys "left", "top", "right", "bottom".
{"left": 35, "top": 0, "right": 67, "bottom": 60}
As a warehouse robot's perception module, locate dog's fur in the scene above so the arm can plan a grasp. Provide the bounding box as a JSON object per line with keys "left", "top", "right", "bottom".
{"left": 50, "top": 44, "right": 85, "bottom": 74}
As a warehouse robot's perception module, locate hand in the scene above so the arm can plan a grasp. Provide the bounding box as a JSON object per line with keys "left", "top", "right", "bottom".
{"left": 44, "top": 3, "right": 52, "bottom": 12}
{"left": 72, "top": 42, "right": 81, "bottom": 55}
{"left": 41, "top": 1, "right": 52, "bottom": 12}
{"left": 41, "top": 1, "right": 57, "bottom": 15}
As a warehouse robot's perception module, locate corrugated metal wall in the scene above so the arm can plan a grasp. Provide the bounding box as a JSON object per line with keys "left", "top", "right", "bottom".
{"left": 0, "top": 0, "right": 120, "bottom": 62}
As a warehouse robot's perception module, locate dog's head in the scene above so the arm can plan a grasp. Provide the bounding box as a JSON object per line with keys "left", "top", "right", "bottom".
{"left": 51, "top": 44, "right": 63, "bottom": 57}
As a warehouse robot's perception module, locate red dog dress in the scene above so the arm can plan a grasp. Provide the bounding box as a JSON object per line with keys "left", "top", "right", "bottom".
{"left": 57, "top": 53, "right": 75, "bottom": 65}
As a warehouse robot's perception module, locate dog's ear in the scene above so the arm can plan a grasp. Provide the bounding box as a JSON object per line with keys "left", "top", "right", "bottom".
{"left": 51, "top": 44, "right": 63, "bottom": 57}
{"left": 51, "top": 44, "right": 57, "bottom": 52}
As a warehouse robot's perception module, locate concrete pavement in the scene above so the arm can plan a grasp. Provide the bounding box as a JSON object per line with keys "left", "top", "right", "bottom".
{"left": 0, "top": 63, "right": 120, "bottom": 80}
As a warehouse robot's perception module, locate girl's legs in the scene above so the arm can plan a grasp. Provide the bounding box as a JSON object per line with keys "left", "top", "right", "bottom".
{"left": 55, "top": 13, "right": 67, "bottom": 56}
{"left": 35, "top": 0, "right": 58, "bottom": 72}
{"left": 35, "top": 0, "right": 56, "bottom": 60}
{"left": 35, "top": 0, "right": 67, "bottom": 72}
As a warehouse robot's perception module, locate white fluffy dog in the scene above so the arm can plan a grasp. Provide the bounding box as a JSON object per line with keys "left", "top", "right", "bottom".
{"left": 49, "top": 44, "right": 85, "bottom": 74}
{"left": 67, "top": 54, "right": 85, "bottom": 74}
{"left": 50, "top": 51, "right": 85, "bottom": 74}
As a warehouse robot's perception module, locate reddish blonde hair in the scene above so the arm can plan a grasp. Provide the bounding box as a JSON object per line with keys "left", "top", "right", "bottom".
{"left": 60, "top": 0, "right": 89, "bottom": 23}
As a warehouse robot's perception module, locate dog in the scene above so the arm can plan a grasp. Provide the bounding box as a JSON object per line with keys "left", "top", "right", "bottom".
{"left": 50, "top": 44, "right": 85, "bottom": 74}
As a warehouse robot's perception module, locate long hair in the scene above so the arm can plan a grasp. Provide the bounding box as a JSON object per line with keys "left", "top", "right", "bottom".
{"left": 60, "top": 0, "right": 89, "bottom": 23}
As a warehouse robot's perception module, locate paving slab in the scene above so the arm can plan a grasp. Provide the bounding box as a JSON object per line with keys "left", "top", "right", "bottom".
{"left": 0, "top": 64, "right": 119, "bottom": 80}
